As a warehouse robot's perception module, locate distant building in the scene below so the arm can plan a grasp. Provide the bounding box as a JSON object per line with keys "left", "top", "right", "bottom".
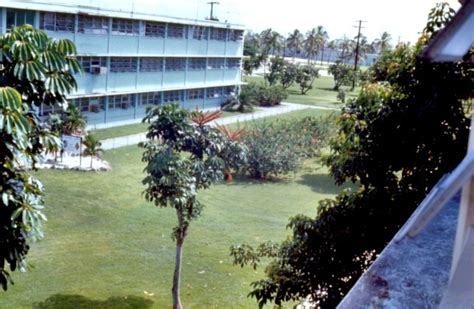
{"left": 0, "top": 1, "right": 245, "bottom": 127}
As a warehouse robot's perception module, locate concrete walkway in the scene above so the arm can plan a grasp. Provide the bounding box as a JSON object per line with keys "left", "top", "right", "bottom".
{"left": 101, "top": 102, "right": 338, "bottom": 150}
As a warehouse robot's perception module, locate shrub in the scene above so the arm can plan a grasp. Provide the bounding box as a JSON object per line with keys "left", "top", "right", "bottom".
{"left": 241, "top": 116, "right": 333, "bottom": 179}
{"left": 221, "top": 83, "right": 258, "bottom": 112}
{"left": 256, "top": 85, "right": 288, "bottom": 106}
{"left": 337, "top": 88, "right": 346, "bottom": 103}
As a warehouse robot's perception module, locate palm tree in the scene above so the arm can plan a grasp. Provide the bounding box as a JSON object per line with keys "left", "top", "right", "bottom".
{"left": 326, "top": 40, "right": 338, "bottom": 64}
{"left": 315, "top": 26, "right": 329, "bottom": 65}
{"left": 337, "top": 36, "right": 354, "bottom": 64}
{"left": 82, "top": 134, "right": 104, "bottom": 168}
{"left": 351, "top": 34, "right": 372, "bottom": 66}
{"left": 62, "top": 104, "right": 87, "bottom": 135}
{"left": 304, "top": 28, "right": 319, "bottom": 64}
{"left": 372, "top": 31, "right": 392, "bottom": 53}
{"left": 287, "top": 29, "right": 304, "bottom": 61}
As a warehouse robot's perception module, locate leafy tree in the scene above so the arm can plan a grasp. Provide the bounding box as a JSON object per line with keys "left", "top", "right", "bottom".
{"left": 140, "top": 105, "right": 246, "bottom": 309}
{"left": 230, "top": 3, "right": 472, "bottom": 308}
{"left": 295, "top": 65, "right": 320, "bottom": 94}
{"left": 265, "top": 56, "right": 286, "bottom": 85}
{"left": 280, "top": 62, "right": 298, "bottom": 89}
{"left": 328, "top": 61, "right": 354, "bottom": 90}
{"left": 0, "top": 25, "right": 80, "bottom": 290}
{"left": 82, "top": 134, "right": 104, "bottom": 168}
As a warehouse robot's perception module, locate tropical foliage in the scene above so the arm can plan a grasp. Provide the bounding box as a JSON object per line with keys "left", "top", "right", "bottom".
{"left": 140, "top": 104, "right": 246, "bottom": 308}
{"left": 0, "top": 25, "right": 80, "bottom": 290}
{"left": 241, "top": 116, "right": 332, "bottom": 179}
{"left": 231, "top": 3, "right": 472, "bottom": 308}
{"left": 82, "top": 134, "right": 104, "bottom": 168}
{"left": 295, "top": 65, "right": 320, "bottom": 94}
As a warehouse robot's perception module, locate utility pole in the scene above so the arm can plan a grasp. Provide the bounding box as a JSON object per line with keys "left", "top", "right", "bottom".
{"left": 207, "top": 2, "right": 220, "bottom": 21}
{"left": 352, "top": 20, "right": 366, "bottom": 90}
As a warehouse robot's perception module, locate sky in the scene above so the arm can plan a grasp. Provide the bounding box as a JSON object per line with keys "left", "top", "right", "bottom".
{"left": 51, "top": 0, "right": 461, "bottom": 43}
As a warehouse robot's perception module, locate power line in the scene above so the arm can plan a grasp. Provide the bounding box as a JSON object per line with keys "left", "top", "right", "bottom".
{"left": 352, "top": 20, "right": 366, "bottom": 90}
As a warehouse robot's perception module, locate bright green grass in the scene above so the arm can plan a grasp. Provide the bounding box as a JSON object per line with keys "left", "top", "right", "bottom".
{"left": 91, "top": 122, "right": 150, "bottom": 141}
{"left": 0, "top": 141, "right": 346, "bottom": 308}
{"left": 244, "top": 75, "right": 359, "bottom": 108}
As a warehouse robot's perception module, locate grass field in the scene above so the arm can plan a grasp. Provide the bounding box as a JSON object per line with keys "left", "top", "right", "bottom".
{"left": 244, "top": 75, "right": 359, "bottom": 108}
{"left": 0, "top": 110, "right": 345, "bottom": 308}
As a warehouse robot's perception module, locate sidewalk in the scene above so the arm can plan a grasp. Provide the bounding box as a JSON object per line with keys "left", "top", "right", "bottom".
{"left": 101, "top": 102, "right": 338, "bottom": 150}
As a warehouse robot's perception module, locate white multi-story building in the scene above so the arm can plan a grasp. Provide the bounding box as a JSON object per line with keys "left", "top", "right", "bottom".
{"left": 0, "top": 1, "right": 245, "bottom": 127}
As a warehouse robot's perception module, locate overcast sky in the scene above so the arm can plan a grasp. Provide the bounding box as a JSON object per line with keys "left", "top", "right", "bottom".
{"left": 56, "top": 0, "right": 461, "bottom": 43}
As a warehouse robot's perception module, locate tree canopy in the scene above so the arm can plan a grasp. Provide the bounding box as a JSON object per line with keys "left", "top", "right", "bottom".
{"left": 0, "top": 25, "right": 80, "bottom": 290}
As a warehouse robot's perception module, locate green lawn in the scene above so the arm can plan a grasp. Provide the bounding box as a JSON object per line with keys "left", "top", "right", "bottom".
{"left": 91, "top": 122, "right": 149, "bottom": 141}
{"left": 244, "top": 75, "right": 359, "bottom": 108}
{"left": 0, "top": 118, "right": 345, "bottom": 308}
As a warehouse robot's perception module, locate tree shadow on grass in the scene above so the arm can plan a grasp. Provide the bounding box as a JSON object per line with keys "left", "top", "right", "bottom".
{"left": 33, "top": 294, "right": 154, "bottom": 309}
{"left": 297, "top": 173, "right": 350, "bottom": 195}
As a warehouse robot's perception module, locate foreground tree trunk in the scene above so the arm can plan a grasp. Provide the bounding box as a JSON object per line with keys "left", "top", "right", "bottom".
{"left": 172, "top": 236, "right": 184, "bottom": 309}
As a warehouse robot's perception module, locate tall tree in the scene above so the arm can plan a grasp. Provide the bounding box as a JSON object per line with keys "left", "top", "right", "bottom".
{"left": 0, "top": 25, "right": 81, "bottom": 290}
{"left": 315, "top": 26, "right": 329, "bottom": 65}
{"left": 337, "top": 36, "right": 354, "bottom": 64}
{"left": 141, "top": 106, "right": 246, "bottom": 309}
{"left": 326, "top": 40, "right": 338, "bottom": 64}
{"left": 287, "top": 29, "right": 304, "bottom": 61}
{"left": 372, "top": 31, "right": 392, "bottom": 53}
{"left": 304, "top": 28, "right": 319, "bottom": 64}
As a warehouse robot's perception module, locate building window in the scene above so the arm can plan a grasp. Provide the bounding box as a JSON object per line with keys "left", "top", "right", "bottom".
{"left": 187, "top": 89, "right": 204, "bottom": 101}
{"left": 110, "top": 58, "right": 138, "bottom": 73}
{"left": 192, "top": 26, "right": 208, "bottom": 40}
{"left": 226, "top": 58, "right": 241, "bottom": 69}
{"left": 40, "top": 103, "right": 62, "bottom": 117}
{"left": 223, "top": 86, "right": 236, "bottom": 96}
{"left": 210, "top": 28, "right": 227, "bottom": 41}
{"left": 207, "top": 58, "right": 225, "bottom": 70}
{"left": 108, "top": 94, "right": 134, "bottom": 110}
{"left": 163, "top": 90, "right": 183, "bottom": 104}
{"left": 87, "top": 97, "right": 105, "bottom": 113}
{"left": 206, "top": 87, "right": 222, "bottom": 99}
{"left": 145, "top": 21, "right": 166, "bottom": 38}
{"left": 140, "top": 58, "right": 163, "bottom": 72}
{"left": 6, "top": 9, "right": 35, "bottom": 29}
{"left": 39, "top": 12, "right": 75, "bottom": 32}
{"left": 167, "top": 23, "right": 185, "bottom": 38}
{"left": 228, "top": 29, "right": 244, "bottom": 41}
{"left": 112, "top": 18, "right": 139, "bottom": 35}
{"left": 78, "top": 15, "right": 109, "bottom": 34}
{"left": 140, "top": 92, "right": 161, "bottom": 106}
{"left": 78, "top": 57, "right": 107, "bottom": 73}
{"left": 165, "top": 58, "right": 186, "bottom": 71}
{"left": 188, "top": 58, "right": 206, "bottom": 70}
{"left": 73, "top": 97, "right": 91, "bottom": 113}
